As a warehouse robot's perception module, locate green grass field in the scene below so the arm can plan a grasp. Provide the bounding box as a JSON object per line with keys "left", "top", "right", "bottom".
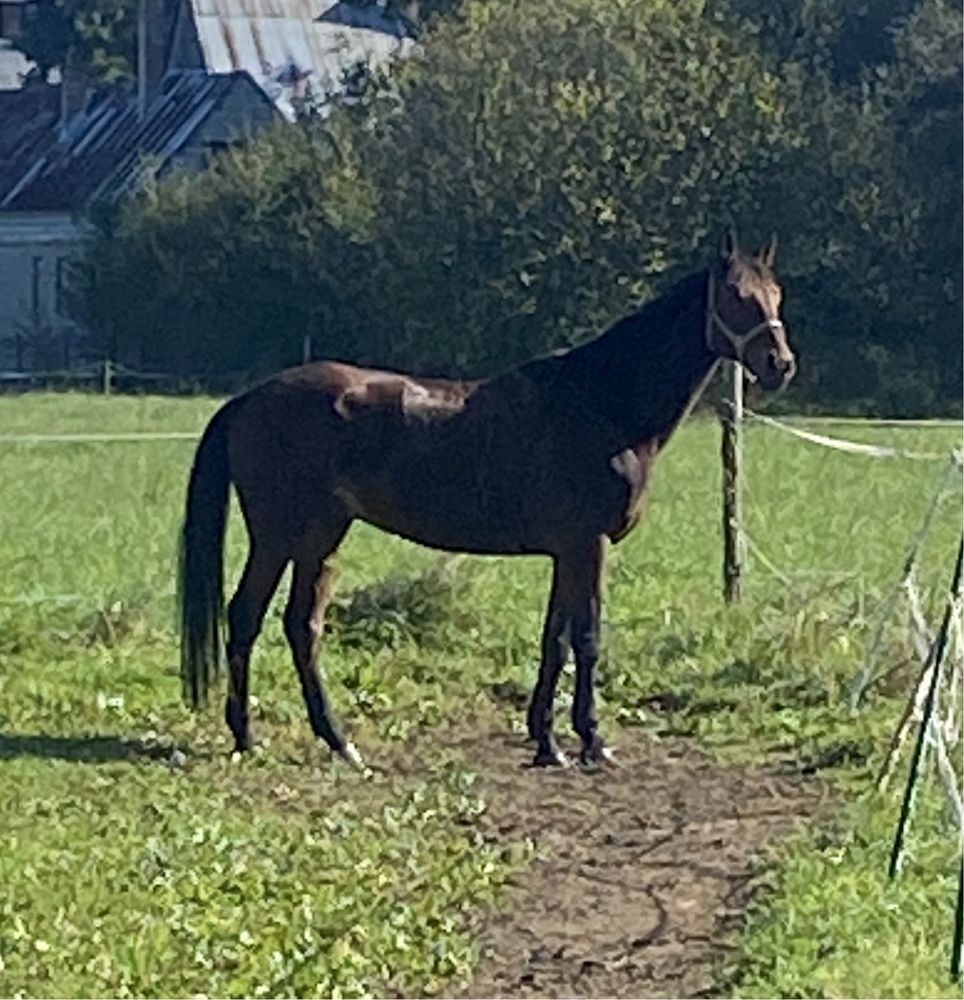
{"left": 0, "top": 393, "right": 961, "bottom": 998}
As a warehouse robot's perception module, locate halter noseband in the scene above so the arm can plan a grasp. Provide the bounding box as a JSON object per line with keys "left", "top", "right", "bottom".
{"left": 705, "top": 271, "right": 784, "bottom": 363}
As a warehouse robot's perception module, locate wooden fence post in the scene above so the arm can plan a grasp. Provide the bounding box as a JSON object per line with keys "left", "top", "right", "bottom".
{"left": 102, "top": 358, "right": 113, "bottom": 396}
{"left": 720, "top": 359, "right": 744, "bottom": 603}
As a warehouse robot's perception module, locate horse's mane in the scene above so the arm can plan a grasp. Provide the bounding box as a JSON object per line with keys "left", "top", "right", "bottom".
{"left": 522, "top": 270, "right": 707, "bottom": 378}
{"left": 518, "top": 270, "right": 711, "bottom": 442}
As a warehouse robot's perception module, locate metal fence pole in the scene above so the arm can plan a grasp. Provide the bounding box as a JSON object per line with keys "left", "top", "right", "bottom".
{"left": 888, "top": 538, "right": 964, "bottom": 879}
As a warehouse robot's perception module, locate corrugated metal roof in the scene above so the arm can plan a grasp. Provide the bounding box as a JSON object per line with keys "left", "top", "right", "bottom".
{"left": 184, "top": 0, "right": 413, "bottom": 118}
{"left": 0, "top": 84, "right": 61, "bottom": 199}
{"left": 0, "top": 71, "right": 276, "bottom": 211}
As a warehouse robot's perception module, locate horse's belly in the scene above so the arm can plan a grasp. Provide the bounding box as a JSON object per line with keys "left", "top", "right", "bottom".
{"left": 332, "top": 421, "right": 653, "bottom": 554}
{"left": 363, "top": 514, "right": 540, "bottom": 555}
{"left": 334, "top": 465, "right": 541, "bottom": 555}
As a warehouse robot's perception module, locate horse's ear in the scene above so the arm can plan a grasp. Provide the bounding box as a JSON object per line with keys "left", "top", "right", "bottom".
{"left": 720, "top": 227, "right": 738, "bottom": 261}
{"left": 759, "top": 232, "right": 777, "bottom": 268}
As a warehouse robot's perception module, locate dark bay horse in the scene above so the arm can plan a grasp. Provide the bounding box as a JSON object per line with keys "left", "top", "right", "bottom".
{"left": 179, "top": 234, "right": 795, "bottom": 769}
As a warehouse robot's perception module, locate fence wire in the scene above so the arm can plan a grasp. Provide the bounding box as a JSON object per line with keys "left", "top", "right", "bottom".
{"left": 737, "top": 408, "right": 963, "bottom": 981}
{"left": 0, "top": 431, "right": 199, "bottom": 444}
{"left": 746, "top": 410, "right": 963, "bottom": 464}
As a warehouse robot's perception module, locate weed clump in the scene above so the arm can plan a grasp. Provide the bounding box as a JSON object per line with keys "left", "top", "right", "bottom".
{"left": 327, "top": 556, "right": 470, "bottom": 651}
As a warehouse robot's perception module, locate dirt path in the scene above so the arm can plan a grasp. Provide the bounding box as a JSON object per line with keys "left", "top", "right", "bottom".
{"left": 441, "top": 727, "right": 824, "bottom": 999}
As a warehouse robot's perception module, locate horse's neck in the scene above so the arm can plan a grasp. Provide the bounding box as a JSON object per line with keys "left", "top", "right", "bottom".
{"left": 550, "top": 271, "right": 716, "bottom": 449}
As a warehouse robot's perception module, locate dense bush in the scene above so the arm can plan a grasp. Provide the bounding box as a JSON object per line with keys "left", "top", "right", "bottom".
{"left": 71, "top": 0, "right": 962, "bottom": 414}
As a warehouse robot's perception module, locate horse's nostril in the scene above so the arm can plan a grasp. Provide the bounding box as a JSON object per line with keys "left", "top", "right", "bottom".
{"left": 765, "top": 354, "right": 795, "bottom": 386}
{"left": 778, "top": 358, "right": 796, "bottom": 383}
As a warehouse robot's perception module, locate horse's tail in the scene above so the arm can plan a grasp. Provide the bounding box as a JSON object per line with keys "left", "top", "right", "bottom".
{"left": 178, "top": 403, "right": 233, "bottom": 708}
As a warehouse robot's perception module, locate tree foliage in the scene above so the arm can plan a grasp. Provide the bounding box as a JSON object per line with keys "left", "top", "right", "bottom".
{"left": 72, "top": 0, "right": 963, "bottom": 414}
{"left": 20, "top": 0, "right": 138, "bottom": 85}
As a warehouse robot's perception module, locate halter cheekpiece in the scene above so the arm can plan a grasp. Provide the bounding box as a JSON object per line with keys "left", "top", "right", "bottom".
{"left": 705, "top": 271, "right": 784, "bottom": 362}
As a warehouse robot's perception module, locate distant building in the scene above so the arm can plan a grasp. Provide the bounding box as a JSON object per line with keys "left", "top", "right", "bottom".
{"left": 0, "top": 0, "right": 412, "bottom": 371}
{"left": 0, "top": 73, "right": 278, "bottom": 370}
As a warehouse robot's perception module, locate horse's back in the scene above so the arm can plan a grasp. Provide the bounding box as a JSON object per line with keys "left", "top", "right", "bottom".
{"left": 221, "top": 360, "right": 653, "bottom": 554}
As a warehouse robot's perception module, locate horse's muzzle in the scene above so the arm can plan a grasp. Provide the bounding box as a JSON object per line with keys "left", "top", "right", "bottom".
{"left": 761, "top": 351, "right": 796, "bottom": 391}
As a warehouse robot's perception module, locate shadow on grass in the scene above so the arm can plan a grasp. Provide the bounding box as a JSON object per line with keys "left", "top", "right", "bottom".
{"left": 0, "top": 731, "right": 183, "bottom": 763}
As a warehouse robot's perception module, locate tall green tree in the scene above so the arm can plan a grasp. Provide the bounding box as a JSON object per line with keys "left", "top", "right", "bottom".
{"left": 324, "top": 0, "right": 805, "bottom": 371}
{"left": 713, "top": 0, "right": 962, "bottom": 411}
{"left": 711, "top": 0, "right": 920, "bottom": 80}
{"left": 72, "top": 0, "right": 962, "bottom": 414}
{"left": 71, "top": 121, "right": 359, "bottom": 377}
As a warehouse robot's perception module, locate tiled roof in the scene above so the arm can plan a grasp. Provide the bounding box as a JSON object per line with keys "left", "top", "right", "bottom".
{"left": 0, "top": 70, "right": 273, "bottom": 212}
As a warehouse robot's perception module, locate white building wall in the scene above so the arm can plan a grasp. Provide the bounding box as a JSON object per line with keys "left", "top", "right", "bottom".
{"left": 0, "top": 213, "right": 84, "bottom": 370}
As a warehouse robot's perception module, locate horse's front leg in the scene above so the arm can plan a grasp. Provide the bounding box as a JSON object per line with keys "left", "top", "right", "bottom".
{"left": 568, "top": 536, "right": 612, "bottom": 766}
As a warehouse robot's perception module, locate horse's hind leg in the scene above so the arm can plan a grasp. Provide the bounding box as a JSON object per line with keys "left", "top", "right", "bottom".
{"left": 284, "top": 517, "right": 363, "bottom": 768}
{"left": 527, "top": 559, "right": 572, "bottom": 767}
{"left": 225, "top": 545, "right": 288, "bottom": 753}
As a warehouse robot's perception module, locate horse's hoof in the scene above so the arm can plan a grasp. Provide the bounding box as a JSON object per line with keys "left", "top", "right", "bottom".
{"left": 579, "top": 744, "right": 617, "bottom": 770}
{"left": 337, "top": 741, "right": 373, "bottom": 779}
{"left": 230, "top": 739, "right": 260, "bottom": 761}
{"left": 531, "top": 748, "right": 570, "bottom": 768}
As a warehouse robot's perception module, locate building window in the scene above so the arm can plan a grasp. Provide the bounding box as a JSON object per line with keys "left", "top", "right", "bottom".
{"left": 31, "top": 256, "right": 41, "bottom": 323}
{"left": 0, "top": 4, "right": 24, "bottom": 41}
{"left": 55, "top": 256, "right": 66, "bottom": 316}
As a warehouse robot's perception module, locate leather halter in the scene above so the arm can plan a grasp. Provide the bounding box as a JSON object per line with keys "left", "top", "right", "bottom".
{"left": 705, "top": 270, "right": 785, "bottom": 363}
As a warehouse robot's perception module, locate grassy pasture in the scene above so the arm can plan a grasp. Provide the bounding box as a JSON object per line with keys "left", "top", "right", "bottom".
{"left": 0, "top": 392, "right": 961, "bottom": 998}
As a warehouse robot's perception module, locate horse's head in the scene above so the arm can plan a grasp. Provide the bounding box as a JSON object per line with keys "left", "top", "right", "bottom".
{"left": 706, "top": 230, "right": 796, "bottom": 391}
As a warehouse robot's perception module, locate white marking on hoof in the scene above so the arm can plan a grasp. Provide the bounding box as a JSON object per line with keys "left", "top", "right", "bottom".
{"left": 532, "top": 748, "right": 570, "bottom": 768}
{"left": 338, "top": 742, "right": 373, "bottom": 778}
{"left": 580, "top": 745, "right": 617, "bottom": 771}
{"left": 230, "top": 751, "right": 243, "bottom": 765}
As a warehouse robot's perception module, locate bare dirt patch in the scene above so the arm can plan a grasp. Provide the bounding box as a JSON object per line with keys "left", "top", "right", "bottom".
{"left": 442, "top": 726, "right": 825, "bottom": 999}
{"left": 204, "top": 717, "right": 824, "bottom": 998}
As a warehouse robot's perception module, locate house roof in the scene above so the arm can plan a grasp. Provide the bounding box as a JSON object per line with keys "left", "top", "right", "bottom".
{"left": 0, "top": 84, "right": 59, "bottom": 193}
{"left": 0, "top": 70, "right": 275, "bottom": 212}
{"left": 179, "top": 0, "right": 414, "bottom": 119}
